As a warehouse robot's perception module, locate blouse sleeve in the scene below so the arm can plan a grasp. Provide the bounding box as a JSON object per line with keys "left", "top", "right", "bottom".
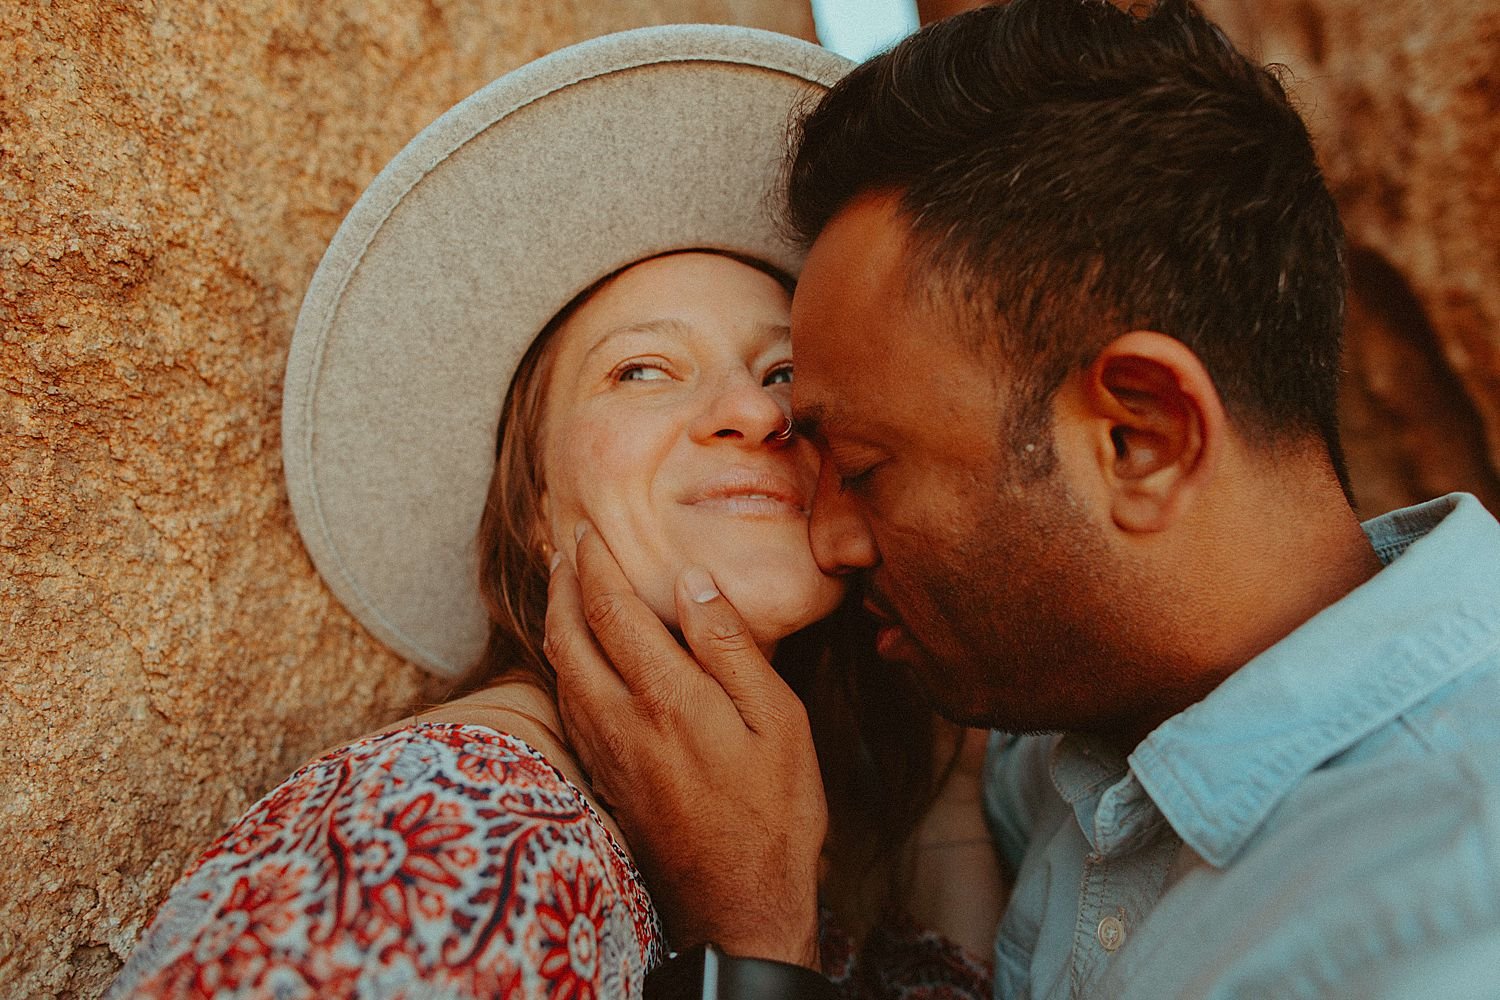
{"left": 822, "top": 909, "right": 994, "bottom": 1000}
{"left": 106, "top": 723, "right": 664, "bottom": 999}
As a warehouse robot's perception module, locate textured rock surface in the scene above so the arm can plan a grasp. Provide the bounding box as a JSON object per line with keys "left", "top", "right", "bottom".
{"left": 1200, "top": 0, "right": 1500, "bottom": 516}
{"left": 0, "top": 1, "right": 813, "bottom": 996}
{"left": 4, "top": 0, "right": 1496, "bottom": 995}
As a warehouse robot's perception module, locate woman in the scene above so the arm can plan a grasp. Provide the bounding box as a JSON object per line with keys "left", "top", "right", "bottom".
{"left": 108, "top": 26, "right": 1003, "bottom": 999}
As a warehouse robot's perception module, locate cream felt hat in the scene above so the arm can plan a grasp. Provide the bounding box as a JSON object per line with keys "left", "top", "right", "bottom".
{"left": 282, "top": 25, "right": 852, "bottom": 678}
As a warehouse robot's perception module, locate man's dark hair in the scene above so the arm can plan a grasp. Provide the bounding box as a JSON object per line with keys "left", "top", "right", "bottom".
{"left": 785, "top": 0, "right": 1350, "bottom": 489}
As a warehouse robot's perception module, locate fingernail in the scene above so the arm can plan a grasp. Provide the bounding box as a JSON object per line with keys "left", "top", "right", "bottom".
{"left": 574, "top": 521, "right": 589, "bottom": 542}
{"left": 548, "top": 551, "right": 563, "bottom": 574}
{"left": 681, "top": 565, "right": 719, "bottom": 604}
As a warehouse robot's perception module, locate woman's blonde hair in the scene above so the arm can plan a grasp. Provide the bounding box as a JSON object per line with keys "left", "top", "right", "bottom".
{"left": 467, "top": 293, "right": 570, "bottom": 696}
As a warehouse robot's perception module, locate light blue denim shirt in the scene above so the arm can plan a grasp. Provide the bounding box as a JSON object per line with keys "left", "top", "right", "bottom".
{"left": 984, "top": 493, "right": 1500, "bottom": 999}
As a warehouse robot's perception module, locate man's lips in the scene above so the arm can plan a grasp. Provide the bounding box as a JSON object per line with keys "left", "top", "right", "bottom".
{"left": 862, "top": 592, "right": 917, "bottom": 660}
{"left": 862, "top": 594, "right": 897, "bottom": 625}
{"left": 679, "top": 468, "right": 810, "bottom": 515}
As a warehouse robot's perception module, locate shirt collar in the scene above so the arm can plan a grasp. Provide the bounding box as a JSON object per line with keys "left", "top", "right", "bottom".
{"left": 1121, "top": 493, "right": 1500, "bottom": 867}
{"left": 1049, "top": 733, "right": 1169, "bottom": 858}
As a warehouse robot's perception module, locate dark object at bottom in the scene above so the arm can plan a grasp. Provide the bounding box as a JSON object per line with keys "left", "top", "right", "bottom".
{"left": 645, "top": 942, "right": 840, "bottom": 999}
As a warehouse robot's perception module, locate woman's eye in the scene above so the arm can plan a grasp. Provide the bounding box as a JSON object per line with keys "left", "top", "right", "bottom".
{"left": 763, "top": 364, "right": 794, "bottom": 387}
{"left": 616, "top": 363, "right": 671, "bottom": 383}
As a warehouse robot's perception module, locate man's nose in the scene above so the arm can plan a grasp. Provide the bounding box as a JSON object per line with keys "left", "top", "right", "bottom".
{"left": 809, "top": 460, "right": 879, "bottom": 574}
{"left": 689, "top": 375, "right": 790, "bottom": 447}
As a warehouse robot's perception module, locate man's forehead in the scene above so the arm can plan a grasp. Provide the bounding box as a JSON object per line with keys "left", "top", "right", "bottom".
{"left": 786, "top": 206, "right": 883, "bottom": 439}
{"left": 792, "top": 363, "right": 896, "bottom": 445}
{"left": 790, "top": 197, "right": 910, "bottom": 343}
{"left": 788, "top": 191, "right": 1002, "bottom": 447}
{"left": 796, "top": 193, "right": 911, "bottom": 295}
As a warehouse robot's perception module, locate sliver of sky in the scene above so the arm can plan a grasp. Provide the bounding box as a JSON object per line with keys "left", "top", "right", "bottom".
{"left": 811, "top": 0, "right": 919, "bottom": 61}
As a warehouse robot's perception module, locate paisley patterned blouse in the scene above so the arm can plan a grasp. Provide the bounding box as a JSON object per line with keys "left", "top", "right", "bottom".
{"left": 106, "top": 723, "right": 991, "bottom": 999}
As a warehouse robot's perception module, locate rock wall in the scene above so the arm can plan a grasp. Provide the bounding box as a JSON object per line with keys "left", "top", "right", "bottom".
{"left": 0, "top": 2, "right": 813, "bottom": 996}
{"left": 1199, "top": 0, "right": 1500, "bottom": 517}
{"left": 4, "top": 0, "right": 1496, "bottom": 994}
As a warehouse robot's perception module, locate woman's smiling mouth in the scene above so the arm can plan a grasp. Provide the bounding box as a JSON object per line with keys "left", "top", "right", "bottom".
{"left": 680, "top": 469, "right": 810, "bottom": 517}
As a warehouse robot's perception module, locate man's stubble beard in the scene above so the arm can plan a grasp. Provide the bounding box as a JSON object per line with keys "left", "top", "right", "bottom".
{"left": 898, "top": 459, "right": 1151, "bottom": 736}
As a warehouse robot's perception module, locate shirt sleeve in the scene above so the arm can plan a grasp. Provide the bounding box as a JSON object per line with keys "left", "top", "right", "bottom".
{"left": 105, "top": 724, "right": 663, "bottom": 999}
{"left": 1324, "top": 923, "right": 1500, "bottom": 1000}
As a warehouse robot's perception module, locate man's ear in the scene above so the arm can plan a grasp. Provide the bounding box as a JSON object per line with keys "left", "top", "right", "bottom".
{"left": 1076, "top": 330, "right": 1226, "bottom": 534}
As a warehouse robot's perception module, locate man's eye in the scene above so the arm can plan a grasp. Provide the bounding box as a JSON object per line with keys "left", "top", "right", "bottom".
{"left": 837, "top": 465, "right": 876, "bottom": 495}
{"left": 763, "top": 364, "right": 793, "bottom": 387}
{"left": 616, "top": 363, "right": 671, "bottom": 382}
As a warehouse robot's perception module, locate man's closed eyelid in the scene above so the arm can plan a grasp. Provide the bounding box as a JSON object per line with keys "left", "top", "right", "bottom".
{"left": 837, "top": 467, "right": 877, "bottom": 494}
{"left": 826, "top": 440, "right": 882, "bottom": 468}
{"left": 830, "top": 454, "right": 884, "bottom": 495}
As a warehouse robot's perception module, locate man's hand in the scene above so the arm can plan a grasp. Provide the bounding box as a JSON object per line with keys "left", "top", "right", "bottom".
{"left": 545, "top": 524, "right": 827, "bottom": 966}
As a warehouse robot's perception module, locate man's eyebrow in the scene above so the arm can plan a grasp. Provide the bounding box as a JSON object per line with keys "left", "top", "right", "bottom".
{"left": 791, "top": 403, "right": 834, "bottom": 444}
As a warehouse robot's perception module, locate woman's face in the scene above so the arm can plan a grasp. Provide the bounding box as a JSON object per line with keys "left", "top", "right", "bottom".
{"left": 538, "top": 252, "right": 844, "bottom": 647}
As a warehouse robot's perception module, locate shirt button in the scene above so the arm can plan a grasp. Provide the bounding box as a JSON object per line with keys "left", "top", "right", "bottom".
{"left": 1097, "top": 914, "right": 1126, "bottom": 952}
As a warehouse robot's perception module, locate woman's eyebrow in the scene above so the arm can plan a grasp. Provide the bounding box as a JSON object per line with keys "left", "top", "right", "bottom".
{"left": 580, "top": 318, "right": 692, "bottom": 365}
{"left": 754, "top": 321, "right": 792, "bottom": 346}
{"left": 582, "top": 319, "right": 791, "bottom": 366}
{"left": 725, "top": 319, "right": 792, "bottom": 356}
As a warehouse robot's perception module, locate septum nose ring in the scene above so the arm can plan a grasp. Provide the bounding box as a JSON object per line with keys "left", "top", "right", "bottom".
{"left": 769, "top": 417, "right": 795, "bottom": 444}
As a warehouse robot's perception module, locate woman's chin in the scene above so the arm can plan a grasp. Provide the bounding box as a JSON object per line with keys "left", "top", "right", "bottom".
{"left": 719, "top": 575, "right": 844, "bottom": 648}
{"left": 641, "top": 590, "right": 833, "bottom": 652}
{"left": 624, "top": 552, "right": 844, "bottom": 650}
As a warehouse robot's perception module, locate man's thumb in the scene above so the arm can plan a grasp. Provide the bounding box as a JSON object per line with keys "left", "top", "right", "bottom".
{"left": 675, "top": 566, "right": 789, "bottom": 730}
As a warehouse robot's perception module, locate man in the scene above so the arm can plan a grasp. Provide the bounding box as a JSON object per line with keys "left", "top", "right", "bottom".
{"left": 545, "top": 0, "right": 1500, "bottom": 996}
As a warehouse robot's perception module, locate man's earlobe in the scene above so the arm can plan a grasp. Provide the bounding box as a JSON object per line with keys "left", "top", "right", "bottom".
{"left": 1084, "top": 331, "right": 1224, "bottom": 533}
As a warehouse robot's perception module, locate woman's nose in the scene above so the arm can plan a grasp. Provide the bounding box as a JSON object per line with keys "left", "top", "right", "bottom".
{"left": 689, "top": 374, "right": 792, "bottom": 448}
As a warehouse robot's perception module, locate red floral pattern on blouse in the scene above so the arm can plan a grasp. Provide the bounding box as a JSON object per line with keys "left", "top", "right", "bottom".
{"left": 107, "top": 723, "right": 992, "bottom": 1000}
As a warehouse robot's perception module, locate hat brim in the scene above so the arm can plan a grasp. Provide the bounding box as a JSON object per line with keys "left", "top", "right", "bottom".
{"left": 282, "top": 25, "right": 852, "bottom": 677}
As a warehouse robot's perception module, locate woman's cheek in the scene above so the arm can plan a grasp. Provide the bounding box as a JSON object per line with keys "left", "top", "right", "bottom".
{"left": 545, "top": 416, "right": 619, "bottom": 509}
{"left": 579, "top": 412, "right": 649, "bottom": 477}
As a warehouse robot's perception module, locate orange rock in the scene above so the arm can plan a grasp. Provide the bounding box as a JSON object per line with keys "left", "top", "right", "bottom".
{"left": 1201, "top": 0, "right": 1500, "bottom": 517}
{"left": 0, "top": 2, "right": 813, "bottom": 996}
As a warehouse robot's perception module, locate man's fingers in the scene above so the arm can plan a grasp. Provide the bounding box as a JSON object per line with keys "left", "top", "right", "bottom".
{"left": 544, "top": 554, "right": 623, "bottom": 691}
{"left": 573, "top": 523, "right": 695, "bottom": 699}
{"left": 675, "top": 565, "right": 798, "bottom": 735}
{"left": 545, "top": 556, "right": 631, "bottom": 779}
